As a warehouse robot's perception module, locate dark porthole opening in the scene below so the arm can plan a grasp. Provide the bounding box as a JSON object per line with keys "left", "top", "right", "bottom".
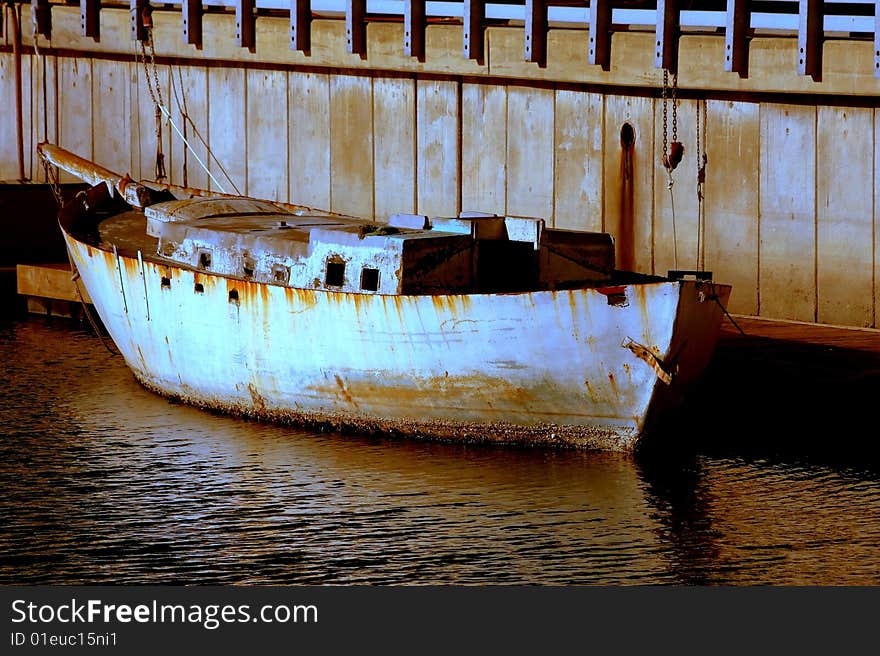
{"left": 360, "top": 267, "right": 380, "bottom": 292}
{"left": 228, "top": 289, "right": 239, "bottom": 303}
{"left": 194, "top": 283, "right": 204, "bottom": 294}
{"left": 272, "top": 265, "right": 290, "bottom": 284}
{"left": 161, "top": 277, "right": 171, "bottom": 289}
{"left": 620, "top": 122, "right": 635, "bottom": 150}
{"left": 198, "top": 250, "right": 212, "bottom": 270}
{"left": 242, "top": 256, "right": 255, "bottom": 279}
{"left": 325, "top": 261, "right": 345, "bottom": 288}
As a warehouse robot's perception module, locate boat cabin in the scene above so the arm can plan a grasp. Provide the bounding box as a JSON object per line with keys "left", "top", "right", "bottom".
{"left": 144, "top": 198, "right": 615, "bottom": 294}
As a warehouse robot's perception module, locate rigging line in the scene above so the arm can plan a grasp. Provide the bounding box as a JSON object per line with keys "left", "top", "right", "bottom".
{"left": 134, "top": 27, "right": 237, "bottom": 194}
{"left": 169, "top": 65, "right": 190, "bottom": 188}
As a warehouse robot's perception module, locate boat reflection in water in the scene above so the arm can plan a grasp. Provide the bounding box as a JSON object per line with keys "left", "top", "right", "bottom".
{"left": 2, "top": 321, "right": 879, "bottom": 585}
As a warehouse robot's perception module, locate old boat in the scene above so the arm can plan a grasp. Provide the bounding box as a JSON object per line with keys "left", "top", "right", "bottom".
{"left": 41, "top": 143, "right": 731, "bottom": 451}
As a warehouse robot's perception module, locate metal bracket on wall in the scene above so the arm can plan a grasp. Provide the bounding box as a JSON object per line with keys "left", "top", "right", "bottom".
{"left": 290, "top": 0, "right": 311, "bottom": 52}
{"left": 588, "top": 0, "right": 611, "bottom": 71}
{"left": 183, "top": 0, "right": 203, "bottom": 49}
{"left": 131, "top": 0, "right": 148, "bottom": 42}
{"left": 347, "top": 0, "right": 366, "bottom": 56}
{"left": 404, "top": 0, "right": 426, "bottom": 60}
{"left": 525, "top": 0, "right": 547, "bottom": 66}
{"left": 463, "top": 0, "right": 484, "bottom": 61}
{"left": 80, "top": 0, "right": 100, "bottom": 41}
{"left": 32, "top": 0, "right": 52, "bottom": 39}
{"left": 655, "top": 0, "right": 679, "bottom": 73}
{"left": 798, "top": 0, "right": 822, "bottom": 79}
{"left": 725, "top": 0, "right": 749, "bottom": 77}
{"left": 236, "top": 0, "right": 255, "bottom": 51}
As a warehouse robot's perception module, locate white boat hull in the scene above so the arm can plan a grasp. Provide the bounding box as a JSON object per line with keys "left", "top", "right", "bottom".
{"left": 64, "top": 229, "right": 729, "bottom": 451}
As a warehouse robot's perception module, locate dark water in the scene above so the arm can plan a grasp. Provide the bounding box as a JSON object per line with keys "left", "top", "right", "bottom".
{"left": 1, "top": 319, "right": 879, "bottom": 585}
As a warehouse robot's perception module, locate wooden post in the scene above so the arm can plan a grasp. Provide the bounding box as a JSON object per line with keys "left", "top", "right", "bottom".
{"left": 183, "top": 0, "right": 203, "bottom": 49}
{"left": 346, "top": 0, "right": 366, "bottom": 56}
{"left": 588, "top": 0, "right": 611, "bottom": 70}
{"left": 80, "top": 0, "right": 100, "bottom": 40}
{"left": 131, "top": 0, "right": 147, "bottom": 42}
{"left": 798, "top": 0, "right": 822, "bottom": 78}
{"left": 525, "top": 0, "right": 547, "bottom": 66}
{"left": 724, "top": 0, "right": 749, "bottom": 76}
{"left": 404, "top": 0, "right": 426, "bottom": 60}
{"left": 463, "top": 0, "right": 484, "bottom": 61}
{"left": 290, "top": 0, "right": 311, "bottom": 52}
{"left": 655, "top": 0, "right": 679, "bottom": 72}
{"left": 32, "top": 0, "right": 52, "bottom": 39}
{"left": 236, "top": 0, "right": 255, "bottom": 50}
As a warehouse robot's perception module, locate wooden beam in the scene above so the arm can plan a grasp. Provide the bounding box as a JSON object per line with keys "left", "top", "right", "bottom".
{"left": 32, "top": 0, "right": 52, "bottom": 39}
{"left": 525, "top": 0, "right": 547, "bottom": 66}
{"left": 874, "top": 0, "right": 880, "bottom": 77}
{"left": 290, "top": 0, "right": 311, "bottom": 52}
{"left": 655, "top": 0, "right": 679, "bottom": 72}
{"left": 346, "top": 0, "right": 366, "bottom": 56}
{"left": 724, "top": 0, "right": 749, "bottom": 76}
{"left": 588, "top": 0, "right": 611, "bottom": 71}
{"left": 182, "top": 0, "right": 203, "bottom": 49}
{"left": 236, "top": 0, "right": 255, "bottom": 50}
{"left": 463, "top": 0, "right": 484, "bottom": 61}
{"left": 798, "top": 0, "right": 822, "bottom": 78}
{"left": 131, "top": 0, "right": 147, "bottom": 42}
{"left": 404, "top": 0, "right": 425, "bottom": 60}
{"left": 80, "top": 0, "right": 100, "bottom": 40}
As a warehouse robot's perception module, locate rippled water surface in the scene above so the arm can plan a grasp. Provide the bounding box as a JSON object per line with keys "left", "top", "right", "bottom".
{"left": 2, "top": 319, "right": 879, "bottom": 584}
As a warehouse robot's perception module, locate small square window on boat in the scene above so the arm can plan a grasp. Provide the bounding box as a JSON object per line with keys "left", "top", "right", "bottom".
{"left": 325, "top": 261, "right": 345, "bottom": 288}
{"left": 272, "top": 264, "right": 290, "bottom": 284}
{"left": 360, "top": 267, "right": 380, "bottom": 292}
{"left": 194, "top": 282, "right": 204, "bottom": 294}
{"left": 242, "top": 256, "right": 256, "bottom": 279}
{"left": 161, "top": 276, "right": 171, "bottom": 289}
{"left": 197, "top": 249, "right": 212, "bottom": 270}
{"left": 228, "top": 289, "right": 239, "bottom": 304}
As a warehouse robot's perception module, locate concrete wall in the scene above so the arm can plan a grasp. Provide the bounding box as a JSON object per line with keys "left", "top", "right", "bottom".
{"left": 1, "top": 8, "right": 878, "bottom": 327}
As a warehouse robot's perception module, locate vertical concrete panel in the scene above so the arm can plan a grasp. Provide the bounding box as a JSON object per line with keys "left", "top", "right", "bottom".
{"left": 876, "top": 110, "right": 880, "bottom": 329}
{"left": 20, "top": 53, "right": 33, "bottom": 179}
{"left": 92, "top": 60, "right": 131, "bottom": 176}
{"left": 507, "top": 85, "right": 554, "bottom": 220}
{"left": 373, "top": 76, "right": 415, "bottom": 220}
{"left": 759, "top": 104, "right": 816, "bottom": 322}
{"left": 132, "top": 62, "right": 170, "bottom": 182}
{"left": 330, "top": 73, "right": 373, "bottom": 217}
{"left": 461, "top": 83, "right": 506, "bottom": 216}
{"left": 0, "top": 53, "right": 18, "bottom": 179}
{"left": 207, "top": 67, "right": 247, "bottom": 195}
{"left": 31, "top": 54, "right": 58, "bottom": 183}
{"left": 603, "top": 95, "right": 654, "bottom": 273}
{"left": 247, "top": 69, "right": 288, "bottom": 202}
{"left": 169, "top": 64, "right": 209, "bottom": 191}
{"left": 704, "top": 100, "right": 760, "bottom": 315}
{"left": 554, "top": 89, "right": 603, "bottom": 231}
{"left": 417, "top": 78, "right": 460, "bottom": 217}
{"left": 653, "top": 99, "right": 701, "bottom": 276}
{"left": 816, "top": 107, "right": 873, "bottom": 327}
{"left": 290, "top": 70, "right": 330, "bottom": 210}
{"left": 57, "top": 57, "right": 92, "bottom": 184}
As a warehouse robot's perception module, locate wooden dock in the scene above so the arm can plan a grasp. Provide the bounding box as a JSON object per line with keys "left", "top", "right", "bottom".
{"left": 16, "top": 262, "right": 91, "bottom": 317}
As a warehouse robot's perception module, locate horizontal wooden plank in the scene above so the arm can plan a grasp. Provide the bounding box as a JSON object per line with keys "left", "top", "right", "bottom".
{"left": 17, "top": 263, "right": 92, "bottom": 303}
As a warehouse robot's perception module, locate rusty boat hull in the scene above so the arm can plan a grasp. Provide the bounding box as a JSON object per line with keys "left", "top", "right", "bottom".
{"left": 62, "top": 224, "right": 729, "bottom": 451}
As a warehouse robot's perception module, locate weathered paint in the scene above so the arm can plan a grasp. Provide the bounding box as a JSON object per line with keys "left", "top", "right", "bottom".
{"left": 372, "top": 76, "right": 416, "bottom": 221}
{"left": 330, "top": 73, "right": 373, "bottom": 217}
{"left": 461, "top": 83, "right": 507, "bottom": 216}
{"left": 246, "top": 69, "right": 289, "bottom": 203}
{"left": 816, "top": 107, "right": 873, "bottom": 327}
{"left": 289, "top": 70, "right": 331, "bottom": 210}
{"left": 507, "top": 86, "right": 554, "bottom": 221}
{"left": 417, "top": 78, "right": 460, "bottom": 217}
{"left": 64, "top": 220, "right": 729, "bottom": 451}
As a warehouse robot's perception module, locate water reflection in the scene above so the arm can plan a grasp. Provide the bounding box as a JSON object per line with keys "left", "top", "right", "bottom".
{"left": 1, "top": 320, "right": 878, "bottom": 584}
